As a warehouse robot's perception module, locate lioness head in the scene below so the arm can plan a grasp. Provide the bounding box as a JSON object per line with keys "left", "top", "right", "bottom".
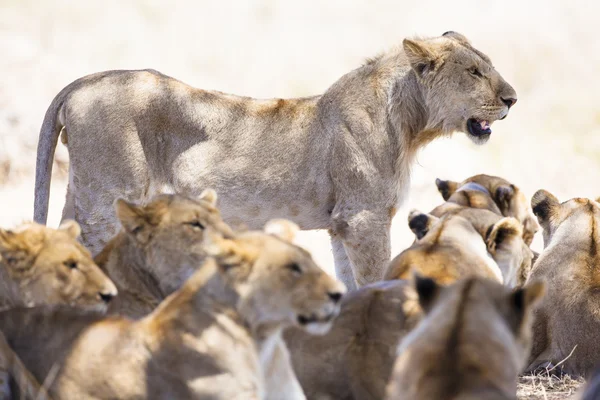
{"left": 113, "top": 190, "right": 235, "bottom": 294}
{"left": 0, "top": 221, "right": 117, "bottom": 311}
{"left": 205, "top": 219, "right": 346, "bottom": 335}
{"left": 436, "top": 174, "right": 539, "bottom": 245}
{"left": 403, "top": 31, "right": 516, "bottom": 144}
{"left": 386, "top": 275, "right": 545, "bottom": 400}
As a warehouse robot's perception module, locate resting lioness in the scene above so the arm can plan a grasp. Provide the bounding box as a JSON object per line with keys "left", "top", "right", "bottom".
{"left": 286, "top": 279, "right": 421, "bottom": 400}
{"left": 34, "top": 31, "right": 517, "bottom": 290}
{"left": 94, "top": 190, "right": 234, "bottom": 318}
{"left": 435, "top": 174, "right": 539, "bottom": 246}
{"left": 526, "top": 191, "right": 600, "bottom": 377}
{"left": 385, "top": 275, "right": 545, "bottom": 400}
{"left": 0, "top": 221, "right": 116, "bottom": 311}
{"left": 0, "top": 220, "right": 346, "bottom": 400}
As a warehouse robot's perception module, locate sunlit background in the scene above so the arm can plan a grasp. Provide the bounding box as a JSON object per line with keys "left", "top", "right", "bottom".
{"left": 1, "top": 0, "right": 599, "bottom": 272}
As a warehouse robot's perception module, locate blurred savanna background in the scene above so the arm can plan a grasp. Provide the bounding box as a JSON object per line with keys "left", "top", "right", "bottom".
{"left": 1, "top": 1, "right": 599, "bottom": 286}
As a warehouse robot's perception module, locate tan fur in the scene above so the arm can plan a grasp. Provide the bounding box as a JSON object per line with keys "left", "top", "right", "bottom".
{"left": 286, "top": 280, "right": 422, "bottom": 400}
{"left": 526, "top": 191, "right": 600, "bottom": 377}
{"left": 0, "top": 221, "right": 116, "bottom": 311}
{"left": 385, "top": 212, "right": 503, "bottom": 284}
{"left": 0, "top": 220, "right": 345, "bottom": 400}
{"left": 429, "top": 187, "right": 534, "bottom": 287}
{"left": 435, "top": 174, "right": 539, "bottom": 246}
{"left": 386, "top": 276, "right": 545, "bottom": 400}
{"left": 34, "top": 32, "right": 516, "bottom": 290}
{"left": 95, "top": 190, "right": 235, "bottom": 318}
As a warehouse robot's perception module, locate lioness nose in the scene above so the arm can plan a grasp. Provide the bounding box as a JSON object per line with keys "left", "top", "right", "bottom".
{"left": 501, "top": 97, "right": 517, "bottom": 109}
{"left": 99, "top": 292, "right": 115, "bottom": 303}
{"left": 328, "top": 292, "right": 343, "bottom": 303}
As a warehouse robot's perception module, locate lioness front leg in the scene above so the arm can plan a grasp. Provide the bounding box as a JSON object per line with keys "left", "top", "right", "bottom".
{"left": 330, "top": 208, "right": 391, "bottom": 289}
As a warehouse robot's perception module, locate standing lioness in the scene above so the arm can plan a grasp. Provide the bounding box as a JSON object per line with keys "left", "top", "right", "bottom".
{"left": 34, "top": 31, "right": 516, "bottom": 289}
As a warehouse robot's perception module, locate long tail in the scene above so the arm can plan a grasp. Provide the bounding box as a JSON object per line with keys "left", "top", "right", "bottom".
{"left": 33, "top": 88, "right": 69, "bottom": 225}
{"left": 0, "top": 330, "right": 53, "bottom": 400}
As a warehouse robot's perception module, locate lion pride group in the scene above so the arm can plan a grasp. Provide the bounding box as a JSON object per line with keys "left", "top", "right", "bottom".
{"left": 1, "top": 173, "right": 600, "bottom": 399}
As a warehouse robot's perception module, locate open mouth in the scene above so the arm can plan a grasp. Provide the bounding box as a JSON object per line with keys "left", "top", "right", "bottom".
{"left": 297, "top": 312, "right": 336, "bottom": 326}
{"left": 467, "top": 118, "right": 492, "bottom": 138}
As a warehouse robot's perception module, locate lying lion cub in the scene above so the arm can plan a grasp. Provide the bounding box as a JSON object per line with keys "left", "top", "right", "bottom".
{"left": 427, "top": 187, "right": 534, "bottom": 287}
{"left": 0, "top": 220, "right": 116, "bottom": 311}
{"left": 435, "top": 174, "right": 539, "bottom": 246}
{"left": 385, "top": 275, "right": 545, "bottom": 399}
{"left": 0, "top": 220, "right": 345, "bottom": 400}
{"left": 526, "top": 191, "right": 600, "bottom": 377}
{"left": 385, "top": 212, "right": 503, "bottom": 284}
{"left": 94, "top": 190, "right": 234, "bottom": 317}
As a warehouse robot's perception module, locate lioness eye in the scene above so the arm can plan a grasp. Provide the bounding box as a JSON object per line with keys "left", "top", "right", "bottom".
{"left": 469, "top": 67, "right": 482, "bottom": 77}
{"left": 287, "top": 263, "right": 303, "bottom": 275}
{"left": 187, "top": 221, "right": 205, "bottom": 230}
{"left": 64, "top": 260, "right": 78, "bottom": 269}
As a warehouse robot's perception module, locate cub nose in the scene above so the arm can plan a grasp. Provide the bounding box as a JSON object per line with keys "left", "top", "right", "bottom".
{"left": 328, "top": 291, "right": 343, "bottom": 303}
{"left": 501, "top": 97, "right": 517, "bottom": 109}
{"left": 98, "top": 292, "right": 115, "bottom": 304}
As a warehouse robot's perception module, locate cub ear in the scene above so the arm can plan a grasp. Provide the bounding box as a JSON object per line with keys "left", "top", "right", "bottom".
{"left": 58, "top": 220, "right": 81, "bottom": 239}
{"left": 403, "top": 39, "right": 445, "bottom": 79}
{"left": 531, "top": 190, "right": 560, "bottom": 222}
{"left": 114, "top": 199, "right": 154, "bottom": 243}
{"left": 264, "top": 219, "right": 299, "bottom": 243}
{"left": 494, "top": 184, "right": 516, "bottom": 212}
{"left": 508, "top": 280, "right": 546, "bottom": 330}
{"left": 435, "top": 178, "right": 459, "bottom": 201}
{"left": 203, "top": 227, "right": 257, "bottom": 279}
{"left": 198, "top": 189, "right": 218, "bottom": 207}
{"left": 412, "top": 271, "right": 441, "bottom": 312}
{"left": 442, "top": 31, "right": 471, "bottom": 46}
{"left": 408, "top": 210, "right": 439, "bottom": 240}
{"left": 485, "top": 217, "right": 522, "bottom": 254}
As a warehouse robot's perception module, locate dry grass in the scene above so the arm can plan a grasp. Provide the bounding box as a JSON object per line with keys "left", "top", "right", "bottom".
{"left": 518, "top": 372, "right": 585, "bottom": 400}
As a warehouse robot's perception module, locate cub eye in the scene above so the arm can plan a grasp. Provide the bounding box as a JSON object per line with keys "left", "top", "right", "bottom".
{"left": 187, "top": 221, "right": 205, "bottom": 230}
{"left": 5, "top": 256, "right": 18, "bottom": 266}
{"left": 469, "top": 67, "right": 483, "bottom": 77}
{"left": 64, "top": 260, "right": 78, "bottom": 270}
{"left": 287, "top": 263, "right": 303, "bottom": 275}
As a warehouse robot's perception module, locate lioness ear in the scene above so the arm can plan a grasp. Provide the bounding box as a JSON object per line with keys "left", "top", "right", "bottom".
{"left": 435, "top": 178, "right": 459, "bottom": 201}
{"left": 531, "top": 190, "right": 559, "bottom": 223}
{"left": 495, "top": 185, "right": 516, "bottom": 212}
{"left": 408, "top": 210, "right": 438, "bottom": 240}
{"left": 413, "top": 271, "right": 440, "bottom": 312}
{"left": 508, "top": 280, "right": 546, "bottom": 330}
{"left": 442, "top": 31, "right": 471, "bottom": 46}
{"left": 485, "top": 217, "right": 522, "bottom": 254}
{"left": 58, "top": 220, "right": 81, "bottom": 239}
{"left": 403, "top": 39, "right": 444, "bottom": 79}
{"left": 115, "top": 199, "right": 153, "bottom": 243}
{"left": 198, "top": 189, "right": 218, "bottom": 207}
{"left": 264, "top": 219, "right": 299, "bottom": 243}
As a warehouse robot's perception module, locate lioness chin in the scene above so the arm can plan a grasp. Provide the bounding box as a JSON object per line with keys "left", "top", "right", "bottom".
{"left": 34, "top": 31, "right": 516, "bottom": 290}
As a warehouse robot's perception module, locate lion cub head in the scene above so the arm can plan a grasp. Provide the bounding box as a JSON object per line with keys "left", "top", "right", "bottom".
{"left": 0, "top": 221, "right": 117, "bottom": 311}
{"left": 435, "top": 174, "right": 539, "bottom": 245}
{"left": 385, "top": 212, "right": 503, "bottom": 284}
{"left": 402, "top": 31, "right": 516, "bottom": 145}
{"left": 386, "top": 275, "right": 545, "bottom": 400}
{"left": 111, "top": 190, "right": 234, "bottom": 294}
{"left": 205, "top": 219, "right": 346, "bottom": 335}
